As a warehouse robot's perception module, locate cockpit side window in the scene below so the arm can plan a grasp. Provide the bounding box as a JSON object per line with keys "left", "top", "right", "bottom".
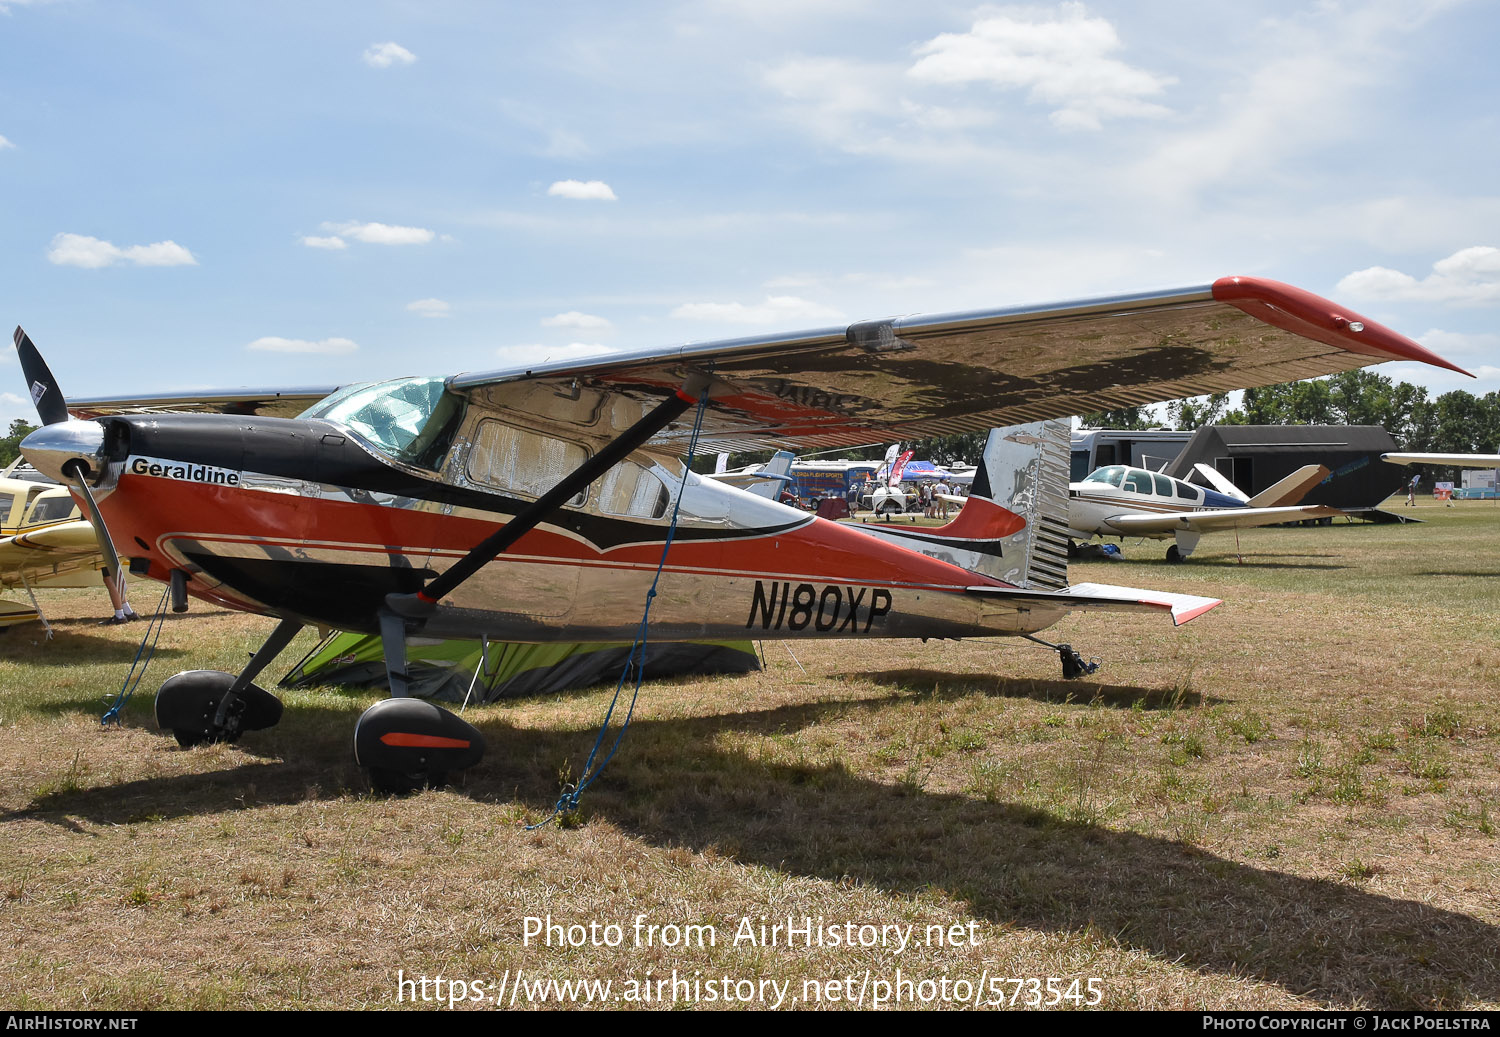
{"left": 467, "top": 419, "right": 588, "bottom": 505}
{"left": 1123, "top": 471, "right": 1153, "bottom": 494}
{"left": 24, "top": 493, "right": 75, "bottom": 525}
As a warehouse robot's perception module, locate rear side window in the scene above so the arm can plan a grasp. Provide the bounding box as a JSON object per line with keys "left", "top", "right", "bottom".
{"left": 597, "top": 462, "right": 669, "bottom": 519}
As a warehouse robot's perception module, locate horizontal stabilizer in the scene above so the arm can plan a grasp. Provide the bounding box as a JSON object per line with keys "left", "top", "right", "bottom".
{"left": 967, "top": 581, "right": 1220, "bottom": 626}
{"left": 1246, "top": 464, "right": 1330, "bottom": 508}
{"left": 1192, "top": 463, "right": 1247, "bottom": 502}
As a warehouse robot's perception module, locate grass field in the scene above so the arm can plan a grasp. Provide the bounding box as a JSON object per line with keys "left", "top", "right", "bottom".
{"left": 1, "top": 498, "right": 1496, "bottom": 1010}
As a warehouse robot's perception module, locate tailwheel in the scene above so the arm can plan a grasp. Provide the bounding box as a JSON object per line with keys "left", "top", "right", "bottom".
{"left": 1058, "top": 644, "right": 1100, "bottom": 680}
{"left": 354, "top": 698, "right": 484, "bottom": 796}
{"left": 155, "top": 669, "right": 284, "bottom": 746}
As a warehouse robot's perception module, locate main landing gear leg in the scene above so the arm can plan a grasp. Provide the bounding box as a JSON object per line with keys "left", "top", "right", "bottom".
{"left": 352, "top": 609, "right": 485, "bottom": 796}
{"left": 154, "top": 617, "right": 301, "bottom": 747}
{"left": 361, "top": 376, "right": 712, "bottom": 797}
{"left": 1022, "top": 633, "right": 1101, "bottom": 680}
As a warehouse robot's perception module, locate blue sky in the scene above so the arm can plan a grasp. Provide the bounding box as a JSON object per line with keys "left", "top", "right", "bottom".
{"left": 2, "top": 0, "right": 1497, "bottom": 431}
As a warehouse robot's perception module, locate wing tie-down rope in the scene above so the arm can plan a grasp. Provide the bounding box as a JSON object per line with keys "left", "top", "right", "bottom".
{"left": 101, "top": 582, "right": 171, "bottom": 726}
{"left": 527, "top": 388, "right": 711, "bottom": 830}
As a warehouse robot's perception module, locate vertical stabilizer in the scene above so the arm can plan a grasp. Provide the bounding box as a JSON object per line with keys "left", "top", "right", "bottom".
{"left": 847, "top": 421, "right": 1070, "bottom": 589}
{"left": 970, "top": 420, "right": 1071, "bottom": 589}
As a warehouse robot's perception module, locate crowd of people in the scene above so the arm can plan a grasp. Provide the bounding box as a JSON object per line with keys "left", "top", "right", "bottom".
{"left": 810, "top": 476, "right": 969, "bottom": 518}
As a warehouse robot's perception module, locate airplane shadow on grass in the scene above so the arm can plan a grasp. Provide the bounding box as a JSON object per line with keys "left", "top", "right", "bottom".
{"left": 845, "top": 669, "right": 1217, "bottom": 709}
{"left": 1170, "top": 558, "right": 1352, "bottom": 572}
{"left": 7, "top": 686, "right": 1496, "bottom": 1010}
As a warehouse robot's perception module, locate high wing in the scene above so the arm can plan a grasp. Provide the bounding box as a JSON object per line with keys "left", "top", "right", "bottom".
{"left": 1107, "top": 504, "right": 1343, "bottom": 536}
{"left": 67, "top": 385, "right": 339, "bottom": 420}
{"left": 447, "top": 276, "right": 1466, "bottom": 454}
{"left": 1382, "top": 453, "right": 1500, "bottom": 467}
{"left": 50, "top": 278, "right": 1462, "bottom": 449}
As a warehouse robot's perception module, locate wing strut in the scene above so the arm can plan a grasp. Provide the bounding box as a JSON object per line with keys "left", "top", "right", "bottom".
{"left": 385, "top": 373, "right": 712, "bottom": 623}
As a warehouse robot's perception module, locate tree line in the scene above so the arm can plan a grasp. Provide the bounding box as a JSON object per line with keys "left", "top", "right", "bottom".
{"left": 1084, "top": 370, "right": 1500, "bottom": 454}
{"left": 0, "top": 419, "right": 35, "bottom": 468}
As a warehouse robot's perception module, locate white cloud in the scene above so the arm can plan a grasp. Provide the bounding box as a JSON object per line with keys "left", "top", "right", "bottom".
{"left": 122, "top": 241, "right": 197, "bottom": 266}
{"left": 670, "top": 295, "right": 845, "bottom": 325}
{"left": 0, "top": 391, "right": 28, "bottom": 430}
{"left": 1407, "top": 330, "right": 1500, "bottom": 385}
{"left": 908, "top": 3, "right": 1175, "bottom": 130}
{"left": 541, "top": 310, "right": 612, "bottom": 330}
{"left": 406, "top": 298, "right": 450, "bottom": 318}
{"left": 301, "top": 235, "right": 347, "bottom": 250}
{"left": 247, "top": 336, "right": 358, "bottom": 355}
{"left": 1124, "top": 4, "right": 1455, "bottom": 202}
{"left": 1337, "top": 247, "right": 1500, "bottom": 305}
{"left": 764, "top": 274, "right": 821, "bottom": 290}
{"left": 363, "top": 42, "right": 416, "bottom": 69}
{"left": 0, "top": 135, "right": 13, "bottom": 150}
{"left": 47, "top": 233, "right": 197, "bottom": 268}
{"left": 321, "top": 220, "right": 435, "bottom": 245}
{"left": 547, "top": 179, "right": 618, "bottom": 201}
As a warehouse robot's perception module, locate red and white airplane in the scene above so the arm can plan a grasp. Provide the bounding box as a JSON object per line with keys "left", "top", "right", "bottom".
{"left": 15, "top": 276, "right": 1466, "bottom": 791}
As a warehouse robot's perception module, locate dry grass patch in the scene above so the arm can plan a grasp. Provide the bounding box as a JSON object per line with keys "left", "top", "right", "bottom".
{"left": 0, "top": 502, "right": 1497, "bottom": 1009}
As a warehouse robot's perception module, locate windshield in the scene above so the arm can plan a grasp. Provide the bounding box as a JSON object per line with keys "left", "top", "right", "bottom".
{"left": 1083, "top": 466, "right": 1125, "bottom": 487}
{"left": 301, "top": 376, "right": 463, "bottom": 470}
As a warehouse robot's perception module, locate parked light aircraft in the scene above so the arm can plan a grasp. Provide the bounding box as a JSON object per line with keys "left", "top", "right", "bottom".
{"left": 708, "top": 450, "right": 795, "bottom": 500}
{"left": 1068, "top": 461, "right": 1340, "bottom": 562}
{"left": 0, "top": 460, "right": 109, "bottom": 628}
{"left": 16, "top": 276, "right": 1466, "bottom": 792}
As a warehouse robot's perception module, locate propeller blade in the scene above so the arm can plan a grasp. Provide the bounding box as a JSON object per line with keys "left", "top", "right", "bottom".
{"left": 14, "top": 327, "right": 122, "bottom": 584}
{"left": 13, "top": 327, "right": 71, "bottom": 426}
{"left": 67, "top": 468, "right": 122, "bottom": 588}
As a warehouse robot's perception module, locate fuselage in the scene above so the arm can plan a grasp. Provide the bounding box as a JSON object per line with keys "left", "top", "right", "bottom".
{"left": 23, "top": 378, "right": 1071, "bottom": 644}
{"left": 1068, "top": 464, "right": 1245, "bottom": 540}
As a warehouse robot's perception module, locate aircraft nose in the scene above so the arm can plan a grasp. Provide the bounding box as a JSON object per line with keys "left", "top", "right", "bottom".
{"left": 20, "top": 418, "right": 108, "bottom": 484}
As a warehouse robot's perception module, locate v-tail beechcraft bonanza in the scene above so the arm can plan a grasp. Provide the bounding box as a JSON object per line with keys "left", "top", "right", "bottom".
{"left": 15, "top": 277, "right": 1468, "bottom": 793}
{"left": 1067, "top": 461, "right": 1341, "bottom": 563}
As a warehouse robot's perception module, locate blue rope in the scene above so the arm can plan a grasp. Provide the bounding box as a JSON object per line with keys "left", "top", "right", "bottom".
{"left": 529, "top": 389, "right": 710, "bottom": 828}
{"left": 101, "top": 582, "right": 171, "bottom": 726}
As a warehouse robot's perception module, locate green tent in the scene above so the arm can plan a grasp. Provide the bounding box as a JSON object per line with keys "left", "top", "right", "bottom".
{"left": 280, "top": 633, "right": 759, "bottom": 702}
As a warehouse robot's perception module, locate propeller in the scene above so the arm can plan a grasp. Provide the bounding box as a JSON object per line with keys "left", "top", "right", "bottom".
{"left": 12, "top": 326, "right": 125, "bottom": 592}
{"left": 14, "top": 326, "right": 71, "bottom": 426}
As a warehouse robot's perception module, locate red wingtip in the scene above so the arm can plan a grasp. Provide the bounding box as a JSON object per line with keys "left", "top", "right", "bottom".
{"left": 1212, "top": 276, "right": 1472, "bottom": 378}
